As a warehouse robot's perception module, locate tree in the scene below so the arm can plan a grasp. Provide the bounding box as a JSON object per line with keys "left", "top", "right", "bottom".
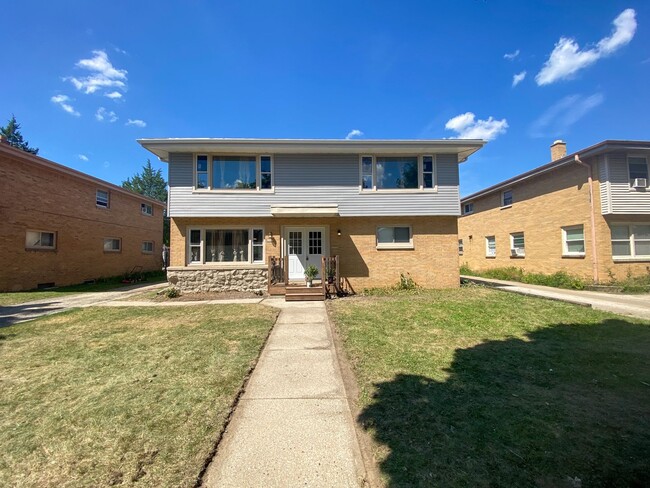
{"left": 1, "top": 115, "right": 39, "bottom": 154}
{"left": 122, "top": 160, "right": 170, "bottom": 244}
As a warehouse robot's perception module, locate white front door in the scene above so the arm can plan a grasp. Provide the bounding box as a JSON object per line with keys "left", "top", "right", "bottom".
{"left": 286, "top": 227, "right": 326, "bottom": 281}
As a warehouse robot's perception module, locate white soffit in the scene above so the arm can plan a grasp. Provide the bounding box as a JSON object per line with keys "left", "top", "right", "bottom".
{"left": 271, "top": 205, "right": 339, "bottom": 217}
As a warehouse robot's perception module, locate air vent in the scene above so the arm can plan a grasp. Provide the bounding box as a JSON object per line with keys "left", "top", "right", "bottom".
{"left": 510, "top": 248, "right": 525, "bottom": 257}
{"left": 632, "top": 178, "right": 647, "bottom": 189}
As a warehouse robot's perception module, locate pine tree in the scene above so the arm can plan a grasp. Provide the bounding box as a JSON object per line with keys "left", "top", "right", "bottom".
{"left": 122, "top": 160, "right": 170, "bottom": 244}
{"left": 1, "top": 115, "right": 39, "bottom": 154}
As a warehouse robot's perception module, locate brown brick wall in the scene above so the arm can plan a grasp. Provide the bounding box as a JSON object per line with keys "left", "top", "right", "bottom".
{"left": 458, "top": 159, "right": 650, "bottom": 283}
{"left": 170, "top": 215, "right": 459, "bottom": 290}
{"left": 0, "top": 148, "right": 164, "bottom": 291}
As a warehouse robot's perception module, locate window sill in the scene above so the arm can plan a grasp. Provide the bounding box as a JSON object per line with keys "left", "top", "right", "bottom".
{"left": 376, "top": 243, "right": 414, "bottom": 250}
{"left": 96, "top": 205, "right": 109, "bottom": 209}
{"left": 485, "top": 255, "right": 496, "bottom": 259}
{"left": 562, "top": 254, "right": 586, "bottom": 259}
{"left": 104, "top": 251, "right": 122, "bottom": 254}
{"left": 176, "top": 263, "right": 267, "bottom": 270}
{"left": 612, "top": 257, "right": 650, "bottom": 263}
{"left": 192, "top": 188, "right": 275, "bottom": 194}
{"left": 359, "top": 188, "right": 438, "bottom": 194}
{"left": 500, "top": 205, "right": 512, "bottom": 210}
{"left": 25, "top": 247, "right": 57, "bottom": 252}
{"left": 509, "top": 255, "right": 525, "bottom": 259}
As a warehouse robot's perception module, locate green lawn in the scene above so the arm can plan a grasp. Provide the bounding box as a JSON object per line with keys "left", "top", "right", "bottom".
{"left": 329, "top": 287, "right": 650, "bottom": 488}
{"left": 0, "top": 305, "right": 277, "bottom": 487}
{"left": 0, "top": 275, "right": 166, "bottom": 306}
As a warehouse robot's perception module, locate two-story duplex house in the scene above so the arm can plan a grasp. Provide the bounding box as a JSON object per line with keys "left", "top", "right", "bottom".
{"left": 458, "top": 140, "right": 650, "bottom": 284}
{"left": 0, "top": 139, "right": 165, "bottom": 292}
{"left": 139, "top": 138, "right": 485, "bottom": 295}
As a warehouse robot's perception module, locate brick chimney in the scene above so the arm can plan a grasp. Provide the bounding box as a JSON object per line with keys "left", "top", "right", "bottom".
{"left": 551, "top": 140, "right": 567, "bottom": 161}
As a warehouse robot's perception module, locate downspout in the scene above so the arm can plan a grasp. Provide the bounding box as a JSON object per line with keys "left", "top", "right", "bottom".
{"left": 574, "top": 155, "right": 599, "bottom": 284}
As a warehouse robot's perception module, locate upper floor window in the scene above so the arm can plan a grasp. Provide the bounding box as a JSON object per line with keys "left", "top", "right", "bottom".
{"left": 360, "top": 155, "right": 435, "bottom": 191}
{"left": 628, "top": 156, "right": 648, "bottom": 188}
{"left": 502, "top": 190, "right": 513, "bottom": 207}
{"left": 96, "top": 189, "right": 109, "bottom": 208}
{"left": 104, "top": 237, "right": 121, "bottom": 252}
{"left": 26, "top": 230, "right": 56, "bottom": 250}
{"left": 141, "top": 203, "right": 153, "bottom": 216}
{"left": 195, "top": 154, "right": 273, "bottom": 191}
{"left": 463, "top": 202, "right": 474, "bottom": 215}
{"left": 611, "top": 224, "right": 650, "bottom": 259}
{"left": 562, "top": 225, "right": 585, "bottom": 256}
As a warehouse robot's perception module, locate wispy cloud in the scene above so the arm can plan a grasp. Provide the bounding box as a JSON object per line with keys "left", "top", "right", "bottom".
{"left": 512, "top": 71, "right": 527, "bottom": 87}
{"left": 78, "top": 154, "right": 89, "bottom": 162}
{"left": 105, "top": 91, "right": 123, "bottom": 100}
{"left": 66, "top": 50, "right": 128, "bottom": 95}
{"left": 345, "top": 129, "right": 363, "bottom": 140}
{"left": 504, "top": 49, "right": 520, "bottom": 60}
{"left": 536, "top": 9, "right": 636, "bottom": 85}
{"left": 50, "top": 95, "right": 80, "bottom": 116}
{"left": 445, "top": 112, "right": 508, "bottom": 141}
{"left": 95, "top": 107, "right": 118, "bottom": 122}
{"left": 126, "top": 118, "right": 146, "bottom": 128}
{"left": 529, "top": 93, "right": 604, "bottom": 138}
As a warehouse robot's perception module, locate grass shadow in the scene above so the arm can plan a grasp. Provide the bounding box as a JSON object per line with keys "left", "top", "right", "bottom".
{"left": 359, "top": 319, "right": 650, "bottom": 487}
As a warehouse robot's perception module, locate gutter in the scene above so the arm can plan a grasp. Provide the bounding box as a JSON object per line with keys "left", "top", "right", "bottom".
{"left": 574, "top": 154, "right": 599, "bottom": 284}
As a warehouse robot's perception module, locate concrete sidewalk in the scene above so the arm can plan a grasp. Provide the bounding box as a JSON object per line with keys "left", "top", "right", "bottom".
{"left": 462, "top": 275, "right": 650, "bottom": 320}
{"left": 0, "top": 282, "right": 167, "bottom": 327}
{"left": 203, "top": 299, "right": 367, "bottom": 487}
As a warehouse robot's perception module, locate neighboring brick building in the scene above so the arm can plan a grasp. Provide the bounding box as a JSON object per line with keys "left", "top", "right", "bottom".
{"left": 139, "top": 138, "right": 486, "bottom": 295}
{"left": 0, "top": 141, "right": 165, "bottom": 291}
{"left": 458, "top": 140, "right": 650, "bottom": 283}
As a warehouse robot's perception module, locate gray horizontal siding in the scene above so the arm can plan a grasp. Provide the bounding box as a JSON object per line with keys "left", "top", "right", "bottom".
{"left": 167, "top": 152, "right": 461, "bottom": 217}
{"left": 606, "top": 153, "right": 650, "bottom": 214}
{"left": 597, "top": 155, "right": 611, "bottom": 214}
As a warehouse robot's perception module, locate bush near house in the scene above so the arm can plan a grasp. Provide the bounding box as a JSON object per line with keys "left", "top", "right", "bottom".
{"left": 461, "top": 264, "right": 587, "bottom": 290}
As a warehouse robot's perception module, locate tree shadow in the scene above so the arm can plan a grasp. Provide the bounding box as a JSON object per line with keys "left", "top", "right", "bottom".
{"left": 359, "top": 319, "right": 650, "bottom": 487}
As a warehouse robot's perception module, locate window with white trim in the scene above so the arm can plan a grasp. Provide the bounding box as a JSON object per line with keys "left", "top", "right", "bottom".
{"left": 195, "top": 155, "right": 273, "bottom": 191}
{"left": 360, "top": 155, "right": 435, "bottom": 191}
{"left": 562, "top": 225, "right": 585, "bottom": 256}
{"left": 103, "top": 238, "right": 121, "bottom": 252}
{"left": 502, "top": 190, "right": 513, "bottom": 207}
{"left": 26, "top": 230, "right": 56, "bottom": 250}
{"left": 628, "top": 156, "right": 648, "bottom": 188}
{"left": 458, "top": 239, "right": 464, "bottom": 255}
{"left": 486, "top": 236, "right": 496, "bottom": 257}
{"left": 96, "top": 189, "right": 109, "bottom": 208}
{"left": 611, "top": 224, "right": 650, "bottom": 259}
{"left": 141, "top": 203, "right": 153, "bottom": 216}
{"left": 187, "top": 227, "right": 265, "bottom": 264}
{"left": 463, "top": 202, "right": 474, "bottom": 215}
{"left": 142, "top": 241, "right": 154, "bottom": 254}
{"left": 510, "top": 232, "right": 525, "bottom": 257}
{"left": 376, "top": 226, "right": 413, "bottom": 249}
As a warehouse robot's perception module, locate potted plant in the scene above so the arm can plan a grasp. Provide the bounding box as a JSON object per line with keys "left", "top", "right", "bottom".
{"left": 304, "top": 265, "right": 319, "bottom": 287}
{"left": 325, "top": 265, "right": 335, "bottom": 284}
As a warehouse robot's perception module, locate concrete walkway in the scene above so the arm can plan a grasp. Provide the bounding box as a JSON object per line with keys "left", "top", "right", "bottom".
{"left": 463, "top": 275, "right": 650, "bottom": 320}
{"left": 0, "top": 282, "right": 167, "bottom": 327}
{"left": 203, "top": 299, "right": 367, "bottom": 488}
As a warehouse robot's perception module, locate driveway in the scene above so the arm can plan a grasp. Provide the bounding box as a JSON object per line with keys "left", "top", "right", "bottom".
{"left": 462, "top": 275, "right": 650, "bottom": 320}
{"left": 0, "top": 282, "right": 168, "bottom": 327}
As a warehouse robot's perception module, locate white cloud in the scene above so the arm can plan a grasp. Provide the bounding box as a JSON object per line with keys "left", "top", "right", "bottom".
{"left": 126, "top": 118, "right": 147, "bottom": 128}
{"left": 105, "top": 91, "right": 123, "bottom": 99}
{"left": 529, "top": 93, "right": 604, "bottom": 138}
{"left": 444, "top": 112, "right": 508, "bottom": 141}
{"left": 345, "top": 129, "right": 363, "bottom": 140}
{"left": 78, "top": 154, "right": 89, "bottom": 161}
{"left": 103, "top": 161, "right": 110, "bottom": 168}
{"left": 504, "top": 49, "right": 520, "bottom": 60}
{"left": 512, "top": 71, "right": 527, "bottom": 87}
{"left": 95, "top": 107, "right": 118, "bottom": 122}
{"left": 536, "top": 8, "right": 636, "bottom": 85}
{"left": 66, "top": 50, "right": 128, "bottom": 95}
{"left": 50, "top": 94, "right": 80, "bottom": 116}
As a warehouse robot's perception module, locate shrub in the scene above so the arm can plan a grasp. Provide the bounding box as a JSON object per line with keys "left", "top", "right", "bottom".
{"left": 163, "top": 287, "right": 181, "bottom": 299}
{"left": 463, "top": 265, "right": 586, "bottom": 290}
{"left": 396, "top": 273, "right": 418, "bottom": 290}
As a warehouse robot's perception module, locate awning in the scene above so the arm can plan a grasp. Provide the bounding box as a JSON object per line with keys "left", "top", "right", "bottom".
{"left": 271, "top": 205, "right": 339, "bottom": 217}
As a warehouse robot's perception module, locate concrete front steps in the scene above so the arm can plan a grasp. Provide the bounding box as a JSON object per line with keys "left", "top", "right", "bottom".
{"left": 284, "top": 285, "right": 325, "bottom": 301}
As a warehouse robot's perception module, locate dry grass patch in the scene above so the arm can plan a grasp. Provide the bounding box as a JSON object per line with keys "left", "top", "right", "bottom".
{"left": 0, "top": 304, "right": 277, "bottom": 487}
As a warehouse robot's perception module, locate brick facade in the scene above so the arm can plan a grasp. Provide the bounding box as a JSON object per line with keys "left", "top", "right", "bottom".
{"left": 0, "top": 144, "right": 165, "bottom": 291}
{"left": 170, "top": 215, "right": 459, "bottom": 290}
{"left": 458, "top": 157, "right": 650, "bottom": 283}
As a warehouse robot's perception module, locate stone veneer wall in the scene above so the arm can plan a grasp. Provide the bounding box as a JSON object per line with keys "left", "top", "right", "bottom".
{"left": 167, "top": 267, "right": 267, "bottom": 293}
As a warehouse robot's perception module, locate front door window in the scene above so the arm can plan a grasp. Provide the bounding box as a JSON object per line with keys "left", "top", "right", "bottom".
{"left": 286, "top": 228, "right": 326, "bottom": 280}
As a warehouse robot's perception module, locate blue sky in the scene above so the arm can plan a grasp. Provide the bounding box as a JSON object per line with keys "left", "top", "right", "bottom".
{"left": 3, "top": 1, "right": 649, "bottom": 196}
